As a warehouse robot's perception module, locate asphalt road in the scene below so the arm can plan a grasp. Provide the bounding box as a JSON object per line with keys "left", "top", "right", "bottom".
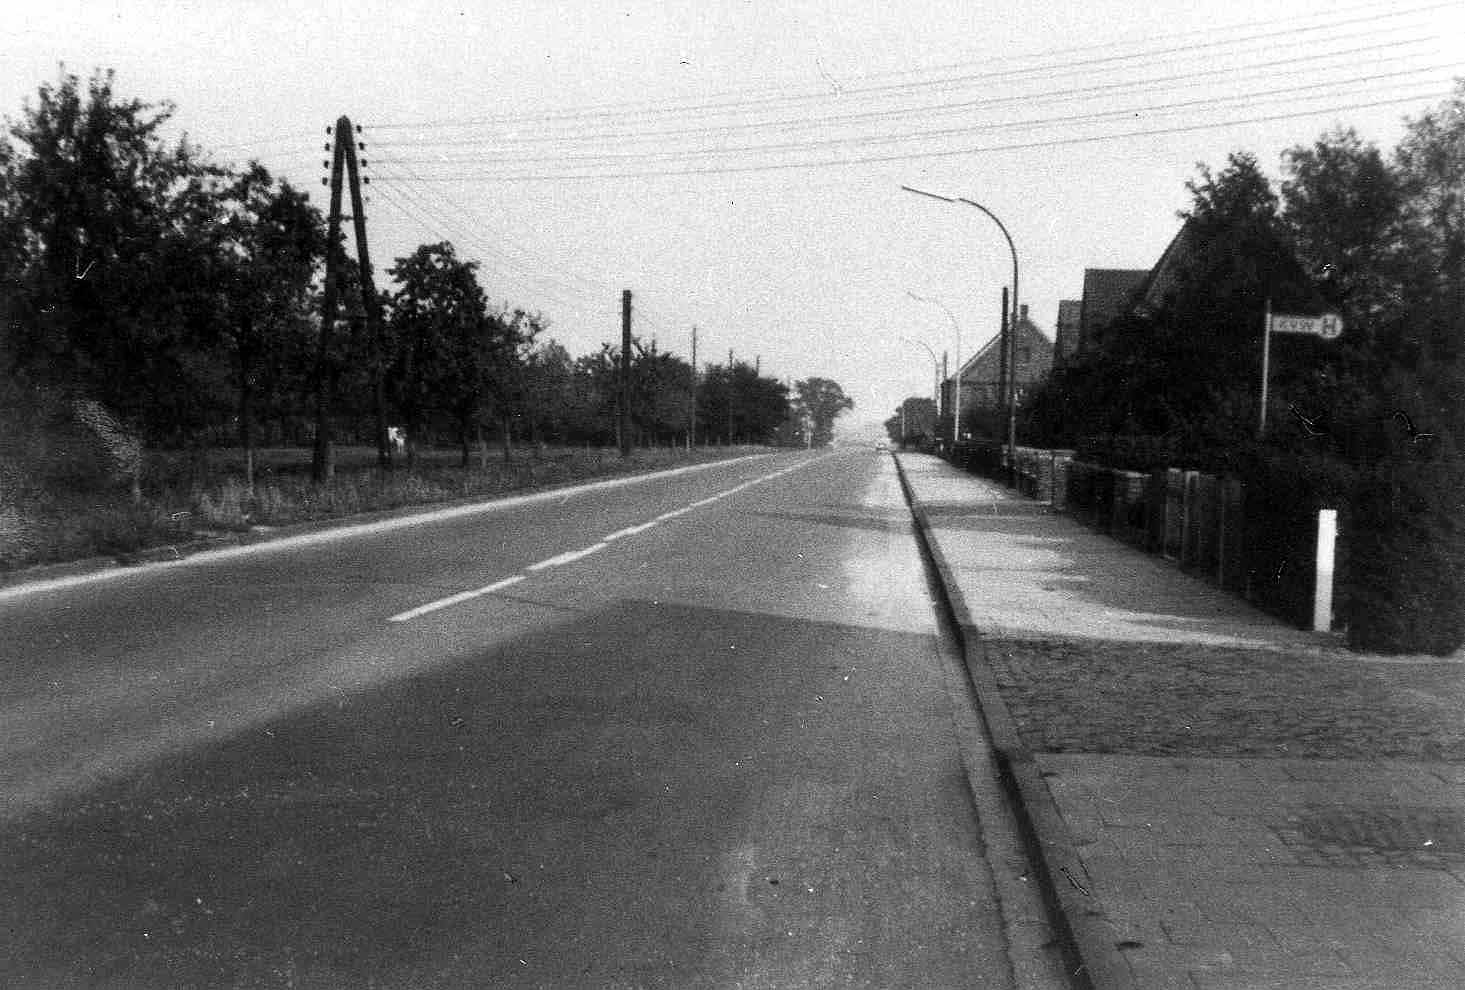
{"left": 1, "top": 449, "right": 1055, "bottom": 988}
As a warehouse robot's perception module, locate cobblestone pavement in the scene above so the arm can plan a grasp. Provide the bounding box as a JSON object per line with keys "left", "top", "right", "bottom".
{"left": 985, "top": 638, "right": 1465, "bottom": 761}
{"left": 897, "top": 452, "right": 1465, "bottom": 990}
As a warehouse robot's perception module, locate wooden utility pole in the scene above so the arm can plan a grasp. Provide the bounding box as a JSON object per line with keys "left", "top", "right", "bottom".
{"left": 1006, "top": 292, "right": 1020, "bottom": 484}
{"left": 340, "top": 125, "right": 390, "bottom": 470}
{"left": 311, "top": 118, "right": 348, "bottom": 482}
{"left": 727, "top": 349, "right": 735, "bottom": 444}
{"left": 619, "top": 289, "right": 632, "bottom": 457}
{"left": 998, "top": 286, "right": 1009, "bottom": 463}
{"left": 689, "top": 326, "right": 698, "bottom": 449}
{"left": 942, "top": 350, "right": 949, "bottom": 447}
{"left": 312, "top": 115, "right": 387, "bottom": 480}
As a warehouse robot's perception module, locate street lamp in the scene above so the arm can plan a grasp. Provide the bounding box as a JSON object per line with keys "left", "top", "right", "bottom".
{"left": 900, "top": 334, "right": 940, "bottom": 409}
{"left": 905, "top": 290, "right": 963, "bottom": 445}
{"left": 901, "top": 185, "right": 1021, "bottom": 471}
{"left": 900, "top": 334, "right": 941, "bottom": 444}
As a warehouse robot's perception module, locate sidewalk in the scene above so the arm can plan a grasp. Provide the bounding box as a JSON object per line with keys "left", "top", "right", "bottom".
{"left": 895, "top": 452, "right": 1465, "bottom": 990}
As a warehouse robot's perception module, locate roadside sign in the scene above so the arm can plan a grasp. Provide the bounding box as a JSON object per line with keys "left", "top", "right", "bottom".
{"left": 1260, "top": 301, "right": 1344, "bottom": 438}
{"left": 1269, "top": 311, "right": 1345, "bottom": 340}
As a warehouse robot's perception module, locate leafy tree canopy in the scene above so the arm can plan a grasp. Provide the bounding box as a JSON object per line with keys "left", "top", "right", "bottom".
{"left": 795, "top": 377, "right": 853, "bottom": 447}
{"left": 0, "top": 68, "right": 225, "bottom": 435}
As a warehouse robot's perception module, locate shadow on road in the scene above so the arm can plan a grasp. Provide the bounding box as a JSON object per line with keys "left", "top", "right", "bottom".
{"left": 2, "top": 596, "right": 984, "bottom": 989}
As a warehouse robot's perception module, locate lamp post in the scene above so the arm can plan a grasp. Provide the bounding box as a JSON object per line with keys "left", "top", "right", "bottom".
{"left": 900, "top": 334, "right": 940, "bottom": 409}
{"left": 905, "top": 289, "right": 963, "bottom": 446}
{"left": 900, "top": 335, "right": 940, "bottom": 444}
{"left": 902, "top": 185, "right": 1021, "bottom": 473}
{"left": 959, "top": 198, "right": 1020, "bottom": 479}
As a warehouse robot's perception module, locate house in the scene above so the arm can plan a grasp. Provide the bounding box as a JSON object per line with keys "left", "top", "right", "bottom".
{"left": 950, "top": 304, "right": 1054, "bottom": 416}
{"left": 1054, "top": 299, "right": 1082, "bottom": 367}
{"left": 1132, "top": 222, "right": 1196, "bottom": 316}
{"left": 1077, "top": 268, "right": 1149, "bottom": 358}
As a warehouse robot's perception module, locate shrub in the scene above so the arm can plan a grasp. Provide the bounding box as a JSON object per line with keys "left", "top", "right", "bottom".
{"left": 1231, "top": 442, "right": 1356, "bottom": 627}
{"left": 1344, "top": 446, "right": 1465, "bottom": 654}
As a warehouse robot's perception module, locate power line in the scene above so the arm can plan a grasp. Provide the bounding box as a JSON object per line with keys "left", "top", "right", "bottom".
{"left": 368, "top": 2, "right": 1450, "bottom": 131}
{"left": 378, "top": 161, "right": 624, "bottom": 308}
{"left": 369, "top": 41, "right": 1445, "bottom": 153}
{"left": 348, "top": 184, "right": 692, "bottom": 361}
{"left": 369, "top": 156, "right": 655, "bottom": 329}
{"left": 393, "top": 89, "right": 1454, "bottom": 183}
{"left": 370, "top": 179, "right": 597, "bottom": 315}
{"left": 205, "top": 1, "right": 1450, "bottom": 166}
{"left": 373, "top": 152, "right": 715, "bottom": 337}
{"left": 371, "top": 63, "right": 1454, "bottom": 172}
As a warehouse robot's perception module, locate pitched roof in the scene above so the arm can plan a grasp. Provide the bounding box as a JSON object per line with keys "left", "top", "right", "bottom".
{"left": 1134, "top": 221, "right": 1197, "bottom": 313}
{"left": 1055, "top": 299, "right": 1083, "bottom": 363}
{"left": 956, "top": 308, "right": 1053, "bottom": 379}
{"left": 1076, "top": 269, "right": 1149, "bottom": 356}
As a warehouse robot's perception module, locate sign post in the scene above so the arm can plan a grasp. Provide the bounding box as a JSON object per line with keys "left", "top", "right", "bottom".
{"left": 1259, "top": 304, "right": 1344, "bottom": 439}
{"left": 1259, "top": 298, "right": 1273, "bottom": 438}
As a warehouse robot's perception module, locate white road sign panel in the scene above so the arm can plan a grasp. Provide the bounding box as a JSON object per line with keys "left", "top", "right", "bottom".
{"left": 1270, "top": 312, "right": 1344, "bottom": 340}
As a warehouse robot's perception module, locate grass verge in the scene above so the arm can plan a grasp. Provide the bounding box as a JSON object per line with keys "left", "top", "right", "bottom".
{"left": 0, "top": 444, "right": 767, "bottom": 573}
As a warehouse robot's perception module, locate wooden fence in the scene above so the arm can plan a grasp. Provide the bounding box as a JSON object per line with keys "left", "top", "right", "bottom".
{"left": 1000, "top": 448, "right": 1331, "bottom": 630}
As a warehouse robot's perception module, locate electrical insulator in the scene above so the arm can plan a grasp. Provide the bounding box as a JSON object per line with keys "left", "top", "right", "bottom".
{"left": 357, "top": 143, "right": 365, "bottom": 151}
{"left": 322, "top": 160, "right": 329, "bottom": 168}
{"left": 321, "top": 178, "right": 329, "bottom": 186}
{"left": 362, "top": 177, "right": 370, "bottom": 184}
{"left": 323, "top": 143, "right": 330, "bottom": 151}
{"left": 360, "top": 160, "right": 367, "bottom": 167}
{"left": 355, "top": 124, "right": 362, "bottom": 132}
{"left": 326, "top": 126, "right": 332, "bottom": 134}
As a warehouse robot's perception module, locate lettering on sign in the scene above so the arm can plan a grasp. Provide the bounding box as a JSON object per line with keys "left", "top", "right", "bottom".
{"left": 1270, "top": 312, "right": 1345, "bottom": 340}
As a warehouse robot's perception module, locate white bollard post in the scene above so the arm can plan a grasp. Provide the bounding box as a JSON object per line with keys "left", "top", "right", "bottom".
{"left": 1313, "top": 509, "right": 1337, "bottom": 632}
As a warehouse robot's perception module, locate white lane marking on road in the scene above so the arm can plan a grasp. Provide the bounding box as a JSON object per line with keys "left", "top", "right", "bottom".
{"left": 388, "top": 575, "right": 526, "bottom": 623}
{"left": 604, "top": 521, "right": 659, "bottom": 541}
{"left": 525, "top": 542, "right": 610, "bottom": 572}
{"left": 389, "top": 451, "right": 834, "bottom": 621}
{"left": 0, "top": 453, "right": 778, "bottom": 603}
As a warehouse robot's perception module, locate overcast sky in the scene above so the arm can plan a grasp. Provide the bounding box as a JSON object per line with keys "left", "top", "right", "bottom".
{"left": 5, "top": 0, "right": 1462, "bottom": 431}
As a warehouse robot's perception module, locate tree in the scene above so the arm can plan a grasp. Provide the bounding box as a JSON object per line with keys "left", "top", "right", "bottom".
{"left": 1337, "top": 83, "right": 1465, "bottom": 653}
{"left": 1060, "top": 152, "right": 1316, "bottom": 459}
{"left": 0, "top": 68, "right": 225, "bottom": 438}
{"left": 694, "top": 361, "right": 790, "bottom": 445}
{"left": 795, "top": 377, "right": 853, "bottom": 447}
{"left": 696, "top": 364, "right": 734, "bottom": 444}
{"left": 520, "top": 337, "right": 576, "bottom": 445}
{"left": 571, "top": 344, "right": 621, "bottom": 445}
{"left": 1394, "top": 81, "right": 1465, "bottom": 366}
{"left": 480, "top": 306, "right": 541, "bottom": 463}
{"left": 386, "top": 242, "right": 490, "bottom": 468}
{"left": 628, "top": 340, "right": 695, "bottom": 447}
{"left": 884, "top": 397, "right": 937, "bottom": 444}
{"left": 1282, "top": 128, "right": 1407, "bottom": 356}
{"left": 215, "top": 163, "right": 325, "bottom": 486}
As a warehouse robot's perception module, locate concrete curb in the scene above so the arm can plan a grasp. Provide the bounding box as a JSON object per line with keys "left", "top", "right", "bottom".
{"left": 892, "top": 452, "right": 1138, "bottom": 990}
